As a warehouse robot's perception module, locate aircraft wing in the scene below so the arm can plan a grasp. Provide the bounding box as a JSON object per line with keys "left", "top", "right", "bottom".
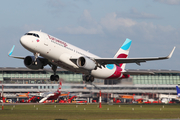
{"left": 117, "top": 69, "right": 180, "bottom": 75}
{"left": 8, "top": 45, "right": 50, "bottom": 65}
{"left": 39, "top": 93, "right": 54, "bottom": 103}
{"left": 95, "top": 47, "right": 175, "bottom": 66}
{"left": 8, "top": 55, "right": 25, "bottom": 59}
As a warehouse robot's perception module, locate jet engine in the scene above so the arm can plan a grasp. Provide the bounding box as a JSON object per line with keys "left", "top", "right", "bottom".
{"left": 77, "top": 56, "right": 96, "bottom": 70}
{"left": 24, "top": 56, "right": 44, "bottom": 70}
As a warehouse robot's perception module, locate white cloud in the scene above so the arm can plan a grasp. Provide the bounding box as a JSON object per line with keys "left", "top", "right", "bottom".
{"left": 58, "top": 26, "right": 103, "bottom": 34}
{"left": 78, "top": 9, "right": 98, "bottom": 28}
{"left": 57, "top": 10, "right": 180, "bottom": 44}
{"left": 154, "top": 0, "right": 180, "bottom": 5}
{"left": 117, "top": 8, "right": 161, "bottom": 19}
{"left": 129, "top": 8, "right": 161, "bottom": 19}
{"left": 47, "top": 0, "right": 78, "bottom": 15}
{"left": 58, "top": 9, "right": 103, "bottom": 34}
{"left": 130, "top": 22, "right": 176, "bottom": 41}
{"left": 100, "top": 13, "right": 137, "bottom": 31}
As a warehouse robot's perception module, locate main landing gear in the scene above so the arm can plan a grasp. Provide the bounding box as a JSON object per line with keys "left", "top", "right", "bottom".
{"left": 50, "top": 65, "right": 59, "bottom": 81}
{"left": 84, "top": 75, "right": 94, "bottom": 82}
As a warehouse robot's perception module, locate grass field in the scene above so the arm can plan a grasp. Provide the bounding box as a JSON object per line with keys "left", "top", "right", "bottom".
{"left": 0, "top": 104, "right": 180, "bottom": 120}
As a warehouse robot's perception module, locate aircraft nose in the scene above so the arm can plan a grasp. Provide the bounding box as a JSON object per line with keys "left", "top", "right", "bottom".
{"left": 20, "top": 36, "right": 27, "bottom": 46}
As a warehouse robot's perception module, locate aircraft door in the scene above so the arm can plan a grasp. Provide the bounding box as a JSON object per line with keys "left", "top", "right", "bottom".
{"left": 44, "top": 34, "right": 49, "bottom": 46}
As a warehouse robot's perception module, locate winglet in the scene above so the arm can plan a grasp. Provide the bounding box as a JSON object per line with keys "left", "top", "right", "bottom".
{"left": 167, "top": 47, "right": 175, "bottom": 59}
{"left": 8, "top": 45, "right": 24, "bottom": 59}
{"left": 8, "top": 45, "right": 15, "bottom": 56}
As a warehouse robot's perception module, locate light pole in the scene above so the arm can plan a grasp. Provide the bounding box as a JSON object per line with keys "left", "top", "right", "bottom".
{"left": 2, "top": 84, "right": 4, "bottom": 110}
{"left": 99, "top": 90, "right": 102, "bottom": 108}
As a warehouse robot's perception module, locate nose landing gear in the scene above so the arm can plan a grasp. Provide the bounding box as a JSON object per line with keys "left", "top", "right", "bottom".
{"left": 84, "top": 75, "right": 94, "bottom": 82}
{"left": 33, "top": 52, "right": 40, "bottom": 65}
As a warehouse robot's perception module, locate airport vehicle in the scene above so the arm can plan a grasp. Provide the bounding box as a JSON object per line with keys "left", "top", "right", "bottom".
{"left": 73, "top": 98, "right": 87, "bottom": 103}
{"left": 113, "top": 98, "right": 121, "bottom": 103}
{"left": 59, "top": 95, "right": 77, "bottom": 103}
{"left": 16, "top": 92, "right": 29, "bottom": 97}
{"left": 27, "top": 96, "right": 41, "bottom": 103}
{"left": 39, "top": 81, "right": 62, "bottom": 103}
{"left": 176, "top": 86, "right": 180, "bottom": 97}
{"left": 0, "top": 95, "right": 5, "bottom": 103}
{"left": 161, "top": 97, "right": 171, "bottom": 104}
{"left": 8, "top": 31, "right": 175, "bottom": 82}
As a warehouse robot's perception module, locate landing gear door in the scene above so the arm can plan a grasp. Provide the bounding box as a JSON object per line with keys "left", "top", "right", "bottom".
{"left": 44, "top": 34, "right": 49, "bottom": 46}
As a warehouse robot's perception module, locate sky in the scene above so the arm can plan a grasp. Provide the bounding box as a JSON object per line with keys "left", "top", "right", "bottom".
{"left": 0, "top": 0, "right": 180, "bottom": 70}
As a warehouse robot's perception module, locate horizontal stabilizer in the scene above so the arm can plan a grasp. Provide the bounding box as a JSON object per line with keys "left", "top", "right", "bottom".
{"left": 122, "top": 70, "right": 154, "bottom": 75}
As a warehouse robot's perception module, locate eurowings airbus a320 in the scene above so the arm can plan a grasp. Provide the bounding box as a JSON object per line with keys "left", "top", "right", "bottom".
{"left": 8, "top": 31, "right": 175, "bottom": 82}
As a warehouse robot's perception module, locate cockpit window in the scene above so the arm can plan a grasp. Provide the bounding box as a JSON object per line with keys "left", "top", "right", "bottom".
{"left": 25, "top": 33, "right": 40, "bottom": 38}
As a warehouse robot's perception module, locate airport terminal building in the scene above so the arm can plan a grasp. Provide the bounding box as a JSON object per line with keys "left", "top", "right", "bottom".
{"left": 0, "top": 67, "right": 180, "bottom": 85}
{"left": 0, "top": 67, "right": 83, "bottom": 84}
{"left": 0, "top": 67, "right": 180, "bottom": 102}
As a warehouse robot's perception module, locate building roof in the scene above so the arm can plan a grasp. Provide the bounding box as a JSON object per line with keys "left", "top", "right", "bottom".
{"left": 126, "top": 69, "right": 180, "bottom": 74}
{"left": 0, "top": 67, "right": 67, "bottom": 72}
{"left": 0, "top": 67, "right": 180, "bottom": 72}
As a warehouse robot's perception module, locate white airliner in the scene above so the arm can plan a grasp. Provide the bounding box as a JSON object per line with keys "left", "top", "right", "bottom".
{"left": 8, "top": 31, "right": 175, "bottom": 82}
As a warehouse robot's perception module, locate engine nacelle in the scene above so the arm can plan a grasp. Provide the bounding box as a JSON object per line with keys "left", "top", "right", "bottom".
{"left": 24, "top": 56, "right": 44, "bottom": 70}
{"left": 77, "top": 56, "right": 96, "bottom": 70}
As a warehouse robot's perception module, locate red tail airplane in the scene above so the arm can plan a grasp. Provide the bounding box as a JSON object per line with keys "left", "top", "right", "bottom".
{"left": 39, "top": 80, "right": 62, "bottom": 103}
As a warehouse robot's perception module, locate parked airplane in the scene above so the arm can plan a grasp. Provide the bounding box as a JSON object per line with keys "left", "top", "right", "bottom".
{"left": 8, "top": 31, "right": 175, "bottom": 82}
{"left": 176, "top": 86, "right": 180, "bottom": 97}
{"left": 39, "top": 80, "right": 62, "bottom": 103}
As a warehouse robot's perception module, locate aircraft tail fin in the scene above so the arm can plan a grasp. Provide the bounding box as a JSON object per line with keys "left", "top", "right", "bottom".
{"left": 176, "top": 86, "right": 180, "bottom": 96}
{"left": 114, "top": 38, "right": 132, "bottom": 70}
